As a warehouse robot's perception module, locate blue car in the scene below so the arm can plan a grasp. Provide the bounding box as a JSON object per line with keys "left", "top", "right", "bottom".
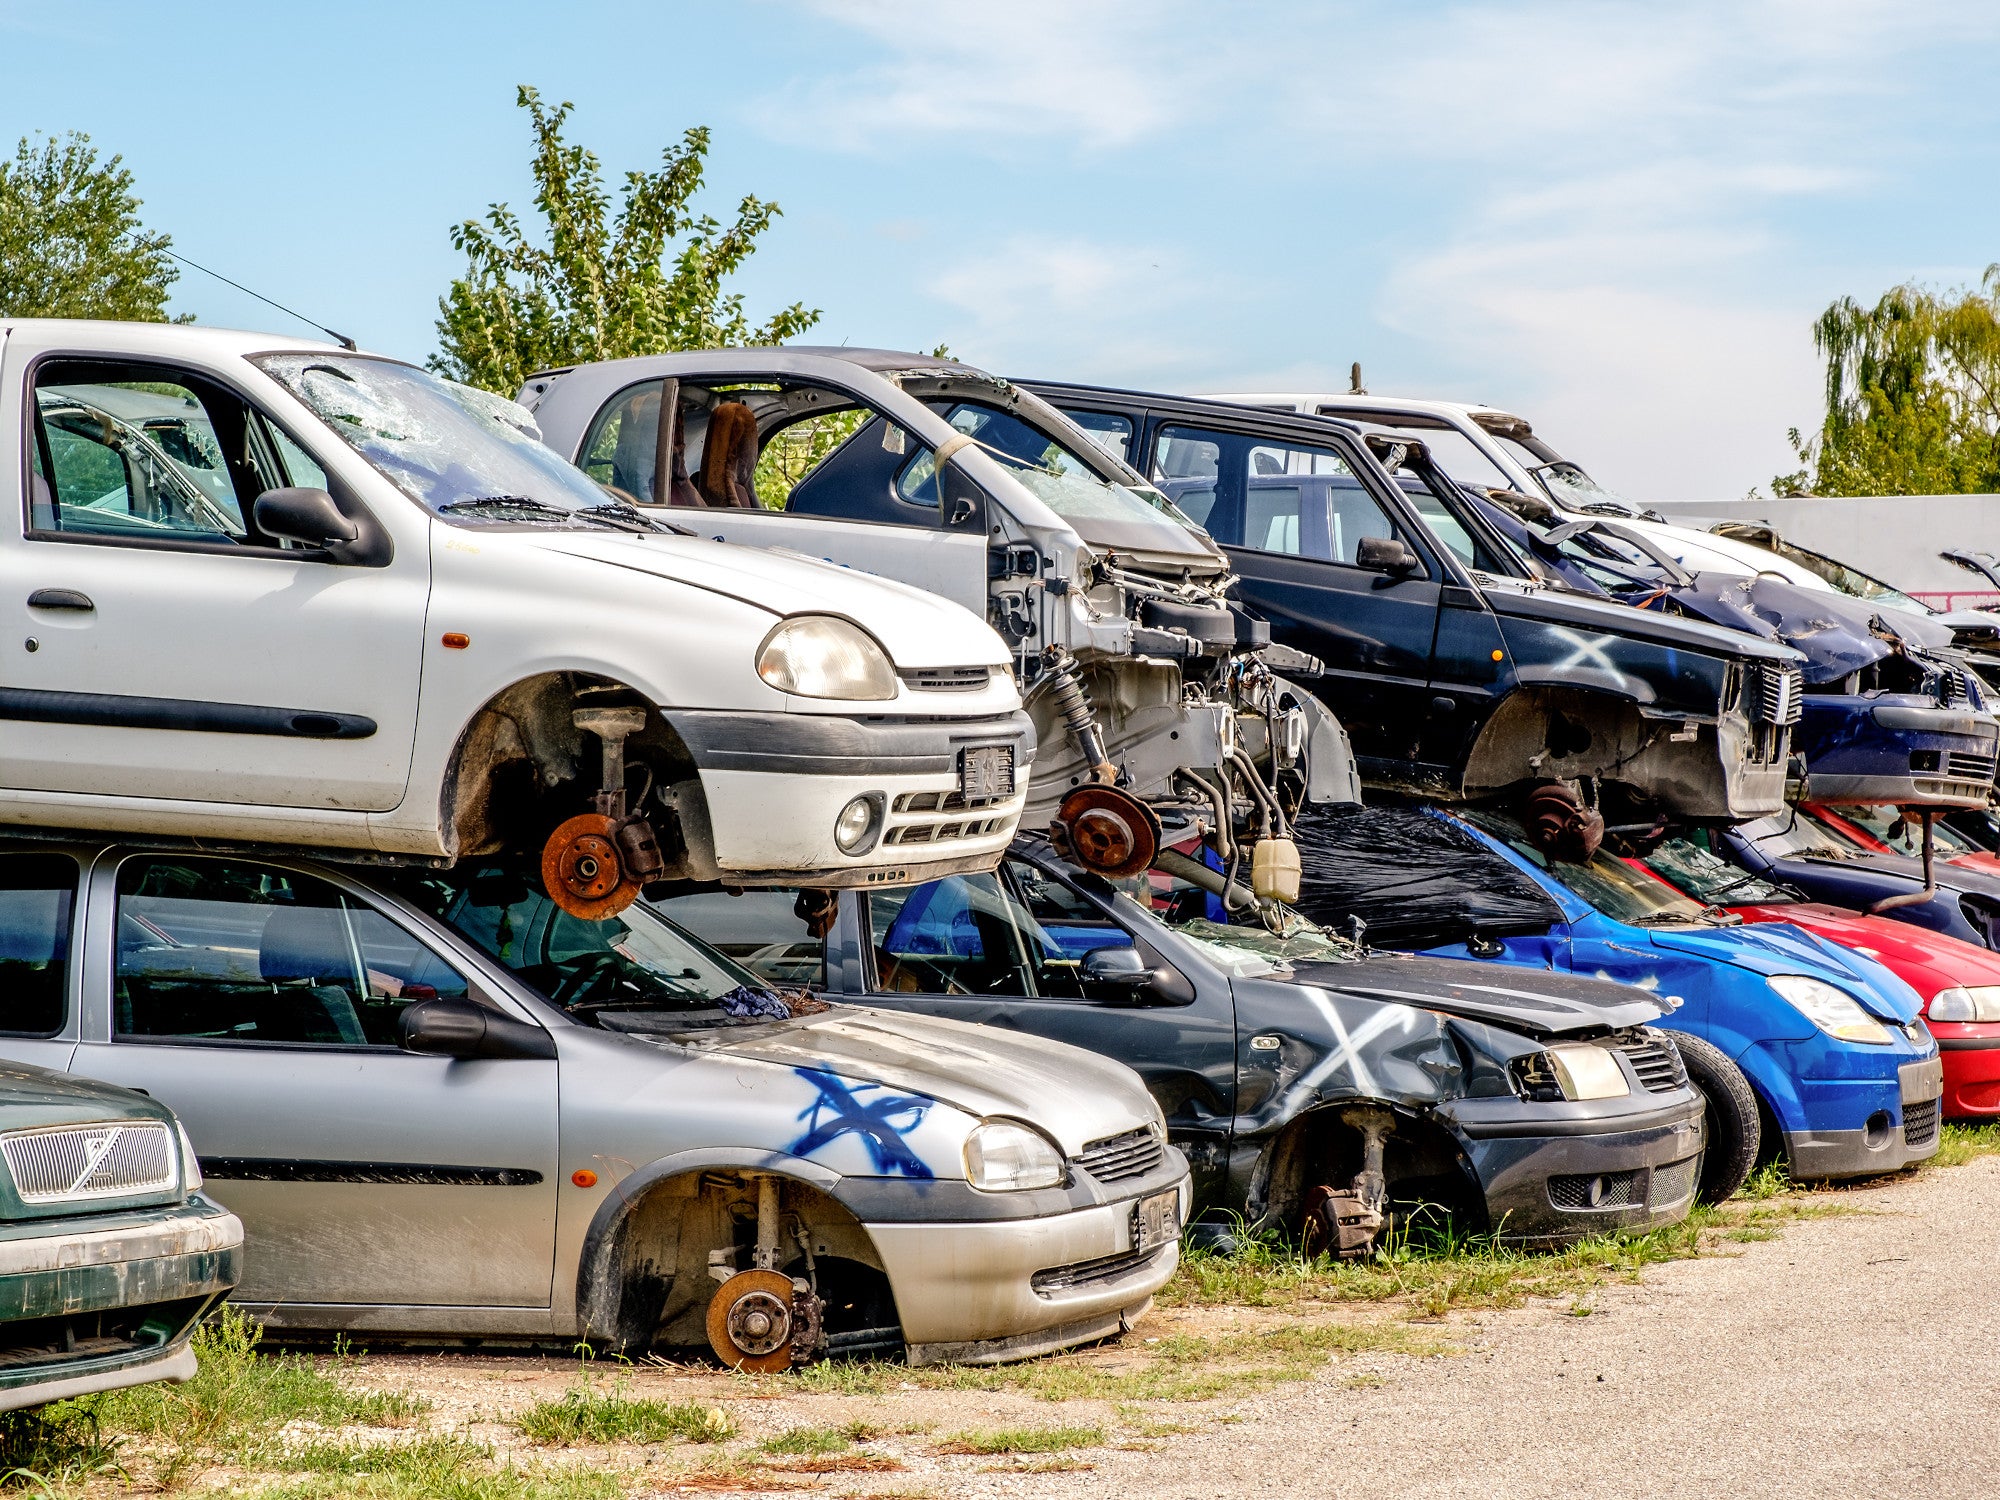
{"left": 1292, "top": 806, "right": 1944, "bottom": 1184}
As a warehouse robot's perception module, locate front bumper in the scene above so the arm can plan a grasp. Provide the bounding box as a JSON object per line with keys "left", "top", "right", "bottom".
{"left": 1774, "top": 1050, "right": 1944, "bottom": 1179}
{"left": 1441, "top": 1092, "right": 1706, "bottom": 1242}
{"left": 665, "top": 709, "right": 1035, "bottom": 884}
{"left": 1934, "top": 1025, "right": 2000, "bottom": 1118}
{"left": 1796, "top": 698, "right": 1999, "bottom": 808}
{"left": 866, "top": 1171, "right": 1191, "bottom": 1365}
{"left": 0, "top": 1197, "right": 242, "bottom": 1410}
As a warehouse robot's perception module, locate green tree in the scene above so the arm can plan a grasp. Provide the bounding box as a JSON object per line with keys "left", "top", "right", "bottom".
{"left": 0, "top": 132, "right": 178, "bottom": 320}
{"left": 433, "top": 87, "right": 819, "bottom": 395}
{"left": 1778, "top": 268, "right": 2000, "bottom": 496}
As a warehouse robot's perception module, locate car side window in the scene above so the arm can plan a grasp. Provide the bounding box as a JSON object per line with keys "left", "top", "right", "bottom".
{"left": 1004, "top": 860, "right": 1138, "bottom": 1001}
{"left": 28, "top": 360, "right": 326, "bottom": 549}
{"left": 0, "top": 854, "right": 78, "bottom": 1038}
{"left": 1067, "top": 410, "right": 1134, "bottom": 464}
{"left": 643, "top": 889, "right": 827, "bottom": 989}
{"left": 867, "top": 874, "right": 1038, "bottom": 995}
{"left": 115, "top": 857, "right": 471, "bottom": 1048}
{"left": 1154, "top": 424, "right": 1399, "bottom": 566}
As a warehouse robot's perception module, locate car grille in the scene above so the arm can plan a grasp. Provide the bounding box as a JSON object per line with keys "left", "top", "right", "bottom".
{"left": 1549, "top": 1168, "right": 1644, "bottom": 1210}
{"left": 1747, "top": 663, "right": 1803, "bottom": 726}
{"left": 1904, "top": 1098, "right": 1940, "bottom": 1149}
{"left": 1615, "top": 1030, "right": 1689, "bottom": 1094}
{"left": 1648, "top": 1156, "right": 1701, "bottom": 1207}
{"left": 897, "top": 666, "right": 994, "bottom": 692}
{"left": 1030, "top": 1245, "right": 1166, "bottom": 1295}
{"left": 1, "top": 1122, "right": 176, "bottom": 1204}
{"left": 1075, "top": 1127, "right": 1165, "bottom": 1183}
{"left": 1946, "top": 751, "right": 1996, "bottom": 783}
{"left": 883, "top": 813, "right": 1009, "bottom": 846}
{"left": 1912, "top": 776, "right": 1992, "bottom": 804}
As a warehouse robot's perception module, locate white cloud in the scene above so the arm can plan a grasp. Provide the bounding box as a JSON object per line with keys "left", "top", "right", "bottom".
{"left": 758, "top": 0, "right": 1201, "bottom": 152}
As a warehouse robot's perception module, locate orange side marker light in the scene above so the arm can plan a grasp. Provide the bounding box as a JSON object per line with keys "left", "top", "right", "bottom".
{"left": 442, "top": 633, "right": 471, "bottom": 650}
{"left": 571, "top": 1169, "right": 598, "bottom": 1188}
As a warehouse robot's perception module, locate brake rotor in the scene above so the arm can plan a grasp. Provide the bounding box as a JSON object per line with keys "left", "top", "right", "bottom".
{"left": 1054, "top": 784, "right": 1162, "bottom": 878}
{"left": 541, "top": 813, "right": 643, "bottom": 920}
{"left": 705, "top": 1268, "right": 798, "bottom": 1374}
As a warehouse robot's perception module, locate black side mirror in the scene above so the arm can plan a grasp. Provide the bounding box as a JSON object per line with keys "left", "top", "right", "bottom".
{"left": 254, "top": 487, "right": 360, "bottom": 552}
{"left": 399, "top": 998, "right": 556, "bottom": 1061}
{"left": 1355, "top": 535, "right": 1421, "bottom": 576}
{"left": 1081, "top": 945, "right": 1158, "bottom": 992}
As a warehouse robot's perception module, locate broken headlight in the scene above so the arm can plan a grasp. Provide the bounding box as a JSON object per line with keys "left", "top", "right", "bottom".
{"left": 963, "top": 1120, "right": 1065, "bottom": 1192}
{"left": 176, "top": 1122, "right": 203, "bottom": 1194}
{"left": 757, "top": 616, "right": 898, "bottom": 700}
{"left": 1511, "top": 1044, "right": 1631, "bottom": 1102}
{"left": 1768, "top": 975, "right": 1892, "bottom": 1045}
{"left": 1928, "top": 986, "right": 2000, "bottom": 1023}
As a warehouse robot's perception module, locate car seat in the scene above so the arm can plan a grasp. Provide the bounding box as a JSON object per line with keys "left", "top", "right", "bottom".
{"left": 697, "top": 401, "right": 760, "bottom": 508}
{"left": 257, "top": 905, "right": 370, "bottom": 1045}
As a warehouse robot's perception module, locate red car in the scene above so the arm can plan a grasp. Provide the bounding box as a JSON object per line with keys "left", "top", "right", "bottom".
{"left": 1806, "top": 802, "right": 2000, "bottom": 877}
{"left": 1636, "top": 838, "right": 2000, "bottom": 1119}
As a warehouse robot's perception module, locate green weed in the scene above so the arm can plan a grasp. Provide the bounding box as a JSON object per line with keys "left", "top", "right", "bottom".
{"left": 935, "top": 1424, "right": 1102, "bottom": 1455}
{"left": 515, "top": 1386, "right": 732, "bottom": 1447}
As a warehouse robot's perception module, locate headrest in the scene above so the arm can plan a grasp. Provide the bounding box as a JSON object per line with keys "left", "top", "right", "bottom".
{"left": 259, "top": 905, "right": 356, "bottom": 985}
{"left": 697, "top": 402, "right": 760, "bottom": 508}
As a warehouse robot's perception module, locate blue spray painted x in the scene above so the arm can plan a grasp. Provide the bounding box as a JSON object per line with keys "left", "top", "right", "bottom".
{"left": 790, "top": 1067, "right": 935, "bottom": 1179}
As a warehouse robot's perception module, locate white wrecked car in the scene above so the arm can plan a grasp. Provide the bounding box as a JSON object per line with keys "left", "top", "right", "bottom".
{"left": 0, "top": 321, "right": 1032, "bottom": 911}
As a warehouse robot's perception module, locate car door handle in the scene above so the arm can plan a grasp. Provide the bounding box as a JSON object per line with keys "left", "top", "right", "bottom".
{"left": 26, "top": 589, "right": 93, "bottom": 612}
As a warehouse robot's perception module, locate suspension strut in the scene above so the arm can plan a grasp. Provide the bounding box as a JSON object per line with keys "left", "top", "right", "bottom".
{"left": 1040, "top": 647, "right": 1117, "bottom": 784}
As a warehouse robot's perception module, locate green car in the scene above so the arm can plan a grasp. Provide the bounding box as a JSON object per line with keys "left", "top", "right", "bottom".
{"left": 0, "top": 1063, "right": 241, "bottom": 1410}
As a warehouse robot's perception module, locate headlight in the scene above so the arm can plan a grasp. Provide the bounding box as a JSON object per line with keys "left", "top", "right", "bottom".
{"left": 1929, "top": 986, "right": 2000, "bottom": 1022}
{"left": 757, "top": 616, "right": 897, "bottom": 700}
{"left": 1546, "top": 1043, "right": 1631, "bottom": 1100}
{"left": 963, "top": 1120, "right": 1065, "bottom": 1192}
{"left": 1768, "top": 974, "right": 1892, "bottom": 1044}
{"left": 175, "top": 1122, "right": 203, "bottom": 1194}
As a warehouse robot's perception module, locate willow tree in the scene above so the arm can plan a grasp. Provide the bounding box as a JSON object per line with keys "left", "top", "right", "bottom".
{"left": 433, "top": 87, "right": 819, "bottom": 395}
{"left": 1779, "top": 267, "right": 2000, "bottom": 496}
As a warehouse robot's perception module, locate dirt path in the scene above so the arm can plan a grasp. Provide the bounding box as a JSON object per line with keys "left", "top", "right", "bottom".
{"left": 945, "top": 1157, "right": 2000, "bottom": 1500}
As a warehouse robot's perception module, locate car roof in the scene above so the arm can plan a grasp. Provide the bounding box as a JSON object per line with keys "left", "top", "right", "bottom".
{"left": 526, "top": 345, "right": 988, "bottom": 384}
{"left": 1019, "top": 379, "right": 1375, "bottom": 444}
{"left": 1207, "top": 391, "right": 1525, "bottom": 426}
{"left": 0, "top": 317, "right": 358, "bottom": 361}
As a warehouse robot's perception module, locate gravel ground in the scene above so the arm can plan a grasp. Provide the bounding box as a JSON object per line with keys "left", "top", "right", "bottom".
{"left": 948, "top": 1157, "right": 2000, "bottom": 1500}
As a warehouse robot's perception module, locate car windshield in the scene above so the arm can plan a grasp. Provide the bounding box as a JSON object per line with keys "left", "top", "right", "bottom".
{"left": 1822, "top": 805, "right": 1983, "bottom": 856}
{"left": 1740, "top": 812, "right": 1870, "bottom": 860}
{"left": 1530, "top": 460, "right": 1638, "bottom": 515}
{"left": 1640, "top": 838, "right": 1791, "bottom": 906}
{"left": 913, "top": 402, "right": 1202, "bottom": 535}
{"left": 1110, "top": 845, "right": 1356, "bottom": 973}
{"left": 255, "top": 353, "right": 660, "bottom": 530}
{"left": 388, "top": 865, "right": 802, "bottom": 1030}
{"left": 1725, "top": 534, "right": 1925, "bottom": 613}
{"left": 1461, "top": 811, "right": 1709, "bottom": 926}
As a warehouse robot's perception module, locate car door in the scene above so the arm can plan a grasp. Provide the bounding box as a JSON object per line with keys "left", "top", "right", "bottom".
{"left": 69, "top": 850, "right": 558, "bottom": 1312}
{"left": 0, "top": 339, "right": 427, "bottom": 811}
{"left": 0, "top": 848, "right": 89, "bottom": 1074}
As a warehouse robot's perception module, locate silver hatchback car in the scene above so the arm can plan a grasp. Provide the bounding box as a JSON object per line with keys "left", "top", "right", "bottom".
{"left": 0, "top": 841, "right": 1186, "bottom": 1368}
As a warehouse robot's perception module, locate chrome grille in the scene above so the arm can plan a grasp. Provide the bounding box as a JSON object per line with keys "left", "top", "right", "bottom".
{"left": 1649, "top": 1156, "right": 1701, "bottom": 1207}
{"left": 898, "top": 666, "right": 993, "bottom": 692}
{"left": 2, "top": 1123, "right": 175, "bottom": 1204}
{"left": 1075, "top": 1127, "right": 1165, "bottom": 1183}
{"left": 1747, "top": 663, "right": 1803, "bottom": 726}
{"left": 1904, "top": 1098, "right": 1939, "bottom": 1148}
{"left": 1615, "top": 1030, "right": 1689, "bottom": 1094}
{"left": 1549, "top": 1167, "right": 1643, "bottom": 1210}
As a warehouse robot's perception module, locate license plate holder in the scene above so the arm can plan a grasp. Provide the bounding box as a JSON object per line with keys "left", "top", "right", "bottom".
{"left": 959, "top": 745, "right": 1014, "bottom": 801}
{"left": 1899, "top": 1056, "right": 1943, "bottom": 1105}
{"left": 1131, "top": 1188, "right": 1180, "bottom": 1255}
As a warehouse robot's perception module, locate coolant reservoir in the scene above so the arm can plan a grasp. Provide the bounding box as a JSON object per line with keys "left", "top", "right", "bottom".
{"left": 1252, "top": 837, "right": 1301, "bottom": 903}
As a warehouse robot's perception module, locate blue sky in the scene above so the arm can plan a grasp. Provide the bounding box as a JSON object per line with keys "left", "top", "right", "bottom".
{"left": 5, "top": 0, "right": 1998, "bottom": 499}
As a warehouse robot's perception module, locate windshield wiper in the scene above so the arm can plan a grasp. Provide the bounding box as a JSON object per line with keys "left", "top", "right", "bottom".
{"left": 576, "top": 500, "right": 677, "bottom": 534}
{"left": 437, "top": 495, "right": 573, "bottom": 522}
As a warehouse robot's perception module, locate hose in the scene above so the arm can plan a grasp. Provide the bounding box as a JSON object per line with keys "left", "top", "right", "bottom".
{"left": 1229, "top": 748, "right": 1288, "bottom": 840}
{"left": 1174, "top": 768, "right": 1236, "bottom": 864}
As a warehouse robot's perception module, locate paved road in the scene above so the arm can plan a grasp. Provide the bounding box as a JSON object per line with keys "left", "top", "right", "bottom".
{"left": 959, "top": 1158, "right": 1997, "bottom": 1500}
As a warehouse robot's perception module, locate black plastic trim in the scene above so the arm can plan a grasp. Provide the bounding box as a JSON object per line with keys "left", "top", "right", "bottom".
{"left": 199, "top": 1158, "right": 543, "bottom": 1186}
{"left": 0, "top": 687, "right": 376, "bottom": 739}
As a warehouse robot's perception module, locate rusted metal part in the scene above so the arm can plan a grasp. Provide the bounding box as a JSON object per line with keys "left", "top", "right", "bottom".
{"left": 1300, "top": 1106, "right": 1395, "bottom": 1260}
{"left": 1524, "top": 780, "right": 1606, "bottom": 862}
{"left": 1872, "top": 810, "right": 1940, "bottom": 913}
{"left": 1055, "top": 784, "right": 1161, "bottom": 878}
{"left": 541, "top": 813, "right": 642, "bottom": 920}
{"left": 705, "top": 1268, "right": 800, "bottom": 1373}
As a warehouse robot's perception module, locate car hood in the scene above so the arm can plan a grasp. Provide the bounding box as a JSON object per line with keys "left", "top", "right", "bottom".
{"left": 705, "top": 1005, "right": 1156, "bottom": 1156}
{"left": 1640, "top": 923, "right": 1921, "bottom": 1021}
{"left": 1288, "top": 952, "right": 1664, "bottom": 1037}
{"left": 529, "top": 533, "right": 1009, "bottom": 669}
{"left": 1657, "top": 570, "right": 1958, "bottom": 686}
{"left": 0, "top": 1060, "right": 172, "bottom": 1130}
{"left": 1475, "top": 573, "right": 1802, "bottom": 666}
{"left": 1734, "top": 902, "right": 2000, "bottom": 996}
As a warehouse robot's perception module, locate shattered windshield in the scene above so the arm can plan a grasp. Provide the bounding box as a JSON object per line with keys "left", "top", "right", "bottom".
{"left": 1640, "top": 838, "right": 1791, "bottom": 906}
{"left": 390, "top": 865, "right": 810, "bottom": 1029}
{"left": 1461, "top": 811, "right": 1709, "bottom": 926}
{"left": 911, "top": 402, "right": 1202, "bottom": 534}
{"left": 1531, "top": 461, "right": 1637, "bottom": 515}
{"left": 1740, "top": 812, "right": 1870, "bottom": 860}
{"left": 1726, "top": 534, "right": 1926, "bottom": 614}
{"left": 255, "top": 354, "right": 660, "bottom": 531}
{"left": 1110, "top": 847, "right": 1357, "bottom": 972}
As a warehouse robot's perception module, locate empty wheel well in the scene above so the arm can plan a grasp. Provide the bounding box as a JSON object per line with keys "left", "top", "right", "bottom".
{"left": 1246, "top": 1102, "right": 1484, "bottom": 1240}
{"left": 440, "top": 673, "right": 701, "bottom": 861}
{"left": 576, "top": 1167, "right": 892, "bottom": 1356}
